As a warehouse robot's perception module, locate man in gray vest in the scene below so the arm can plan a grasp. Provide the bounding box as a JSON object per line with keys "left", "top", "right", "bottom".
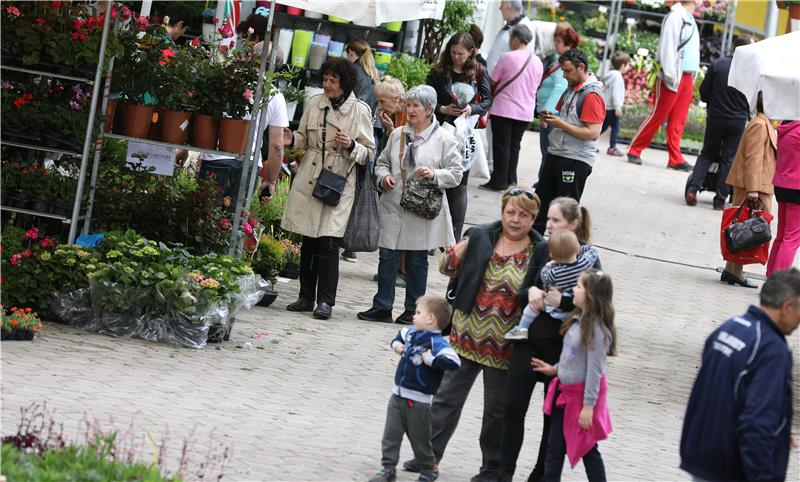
{"left": 533, "top": 48, "right": 605, "bottom": 234}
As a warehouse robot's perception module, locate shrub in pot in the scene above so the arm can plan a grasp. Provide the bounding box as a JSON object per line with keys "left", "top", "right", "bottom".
{"left": 155, "top": 47, "right": 196, "bottom": 145}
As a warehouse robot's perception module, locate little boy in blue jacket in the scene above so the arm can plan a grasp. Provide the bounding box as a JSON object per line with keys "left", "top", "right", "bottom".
{"left": 369, "top": 295, "right": 460, "bottom": 482}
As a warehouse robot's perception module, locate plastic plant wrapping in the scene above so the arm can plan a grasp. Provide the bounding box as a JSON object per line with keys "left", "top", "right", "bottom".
{"left": 50, "top": 273, "right": 269, "bottom": 349}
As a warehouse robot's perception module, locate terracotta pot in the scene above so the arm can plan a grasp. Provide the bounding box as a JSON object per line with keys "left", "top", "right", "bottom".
{"left": 218, "top": 118, "right": 250, "bottom": 154}
{"left": 121, "top": 103, "right": 155, "bottom": 139}
{"left": 104, "top": 98, "right": 118, "bottom": 133}
{"left": 191, "top": 113, "right": 219, "bottom": 149}
{"left": 159, "top": 109, "right": 191, "bottom": 145}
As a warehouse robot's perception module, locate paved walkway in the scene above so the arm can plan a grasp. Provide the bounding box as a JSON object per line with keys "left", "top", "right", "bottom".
{"left": 2, "top": 131, "right": 799, "bottom": 481}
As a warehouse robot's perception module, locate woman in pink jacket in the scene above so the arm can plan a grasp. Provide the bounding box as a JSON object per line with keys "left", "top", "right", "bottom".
{"left": 767, "top": 120, "right": 800, "bottom": 276}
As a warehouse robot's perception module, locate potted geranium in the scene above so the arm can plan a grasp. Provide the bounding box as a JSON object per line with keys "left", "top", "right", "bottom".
{"left": 218, "top": 52, "right": 259, "bottom": 154}
{"left": 112, "top": 19, "right": 166, "bottom": 139}
{"left": 1, "top": 307, "right": 43, "bottom": 341}
{"left": 155, "top": 47, "right": 195, "bottom": 145}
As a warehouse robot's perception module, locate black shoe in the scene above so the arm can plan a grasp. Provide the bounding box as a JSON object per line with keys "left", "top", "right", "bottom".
{"left": 313, "top": 302, "right": 333, "bottom": 319}
{"left": 668, "top": 161, "right": 694, "bottom": 172}
{"left": 357, "top": 307, "right": 393, "bottom": 323}
{"left": 713, "top": 199, "right": 725, "bottom": 211}
{"left": 721, "top": 270, "right": 758, "bottom": 288}
{"left": 395, "top": 310, "right": 415, "bottom": 325}
{"left": 470, "top": 468, "right": 501, "bottom": 482}
{"left": 685, "top": 190, "right": 697, "bottom": 206}
{"left": 287, "top": 298, "right": 314, "bottom": 312}
{"left": 627, "top": 154, "right": 642, "bottom": 165}
{"left": 479, "top": 183, "right": 506, "bottom": 192}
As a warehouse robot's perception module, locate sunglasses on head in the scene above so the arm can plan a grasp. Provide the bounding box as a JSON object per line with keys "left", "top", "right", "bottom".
{"left": 507, "top": 188, "right": 536, "bottom": 200}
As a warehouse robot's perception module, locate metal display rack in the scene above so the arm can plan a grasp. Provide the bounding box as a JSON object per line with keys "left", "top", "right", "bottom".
{"left": 2, "top": 0, "right": 278, "bottom": 257}
{"left": 0, "top": 2, "right": 113, "bottom": 244}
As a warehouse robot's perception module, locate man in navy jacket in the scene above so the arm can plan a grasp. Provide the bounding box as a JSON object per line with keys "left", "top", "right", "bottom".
{"left": 680, "top": 268, "right": 800, "bottom": 481}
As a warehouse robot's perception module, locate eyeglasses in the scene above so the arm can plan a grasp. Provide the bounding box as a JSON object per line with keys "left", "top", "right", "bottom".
{"left": 507, "top": 188, "right": 536, "bottom": 200}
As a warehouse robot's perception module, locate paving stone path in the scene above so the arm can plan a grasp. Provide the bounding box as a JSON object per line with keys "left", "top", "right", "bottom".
{"left": 2, "top": 131, "right": 798, "bottom": 481}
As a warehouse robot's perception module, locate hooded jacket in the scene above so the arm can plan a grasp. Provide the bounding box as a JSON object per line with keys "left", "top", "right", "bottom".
{"left": 391, "top": 328, "right": 461, "bottom": 403}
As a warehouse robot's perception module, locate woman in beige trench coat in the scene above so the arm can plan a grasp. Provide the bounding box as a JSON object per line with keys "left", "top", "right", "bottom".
{"left": 357, "top": 85, "right": 463, "bottom": 325}
{"left": 281, "top": 59, "right": 376, "bottom": 320}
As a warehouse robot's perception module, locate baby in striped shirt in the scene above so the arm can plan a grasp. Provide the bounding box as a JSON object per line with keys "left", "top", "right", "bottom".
{"left": 505, "top": 230, "right": 599, "bottom": 341}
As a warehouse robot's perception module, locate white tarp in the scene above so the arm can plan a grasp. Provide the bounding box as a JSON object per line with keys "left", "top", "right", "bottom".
{"left": 728, "top": 31, "right": 800, "bottom": 121}
{"left": 276, "top": 0, "right": 445, "bottom": 27}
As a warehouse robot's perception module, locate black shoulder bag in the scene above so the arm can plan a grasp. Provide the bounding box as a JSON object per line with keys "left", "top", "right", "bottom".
{"left": 312, "top": 107, "right": 355, "bottom": 206}
{"left": 725, "top": 199, "right": 772, "bottom": 253}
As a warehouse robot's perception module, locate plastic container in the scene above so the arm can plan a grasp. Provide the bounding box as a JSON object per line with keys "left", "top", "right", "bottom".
{"left": 304, "top": 10, "right": 323, "bottom": 19}
{"left": 308, "top": 42, "right": 328, "bottom": 70}
{"left": 327, "top": 40, "right": 345, "bottom": 58}
{"left": 291, "top": 29, "right": 314, "bottom": 67}
{"left": 286, "top": 6, "right": 304, "bottom": 16}
{"left": 276, "top": 29, "right": 294, "bottom": 65}
{"left": 376, "top": 41, "right": 394, "bottom": 50}
{"left": 328, "top": 16, "right": 350, "bottom": 23}
{"left": 383, "top": 21, "right": 402, "bottom": 32}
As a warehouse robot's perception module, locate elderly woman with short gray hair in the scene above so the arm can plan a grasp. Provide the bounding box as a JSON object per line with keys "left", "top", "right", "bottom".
{"left": 482, "top": 24, "right": 544, "bottom": 191}
{"left": 357, "top": 85, "right": 463, "bottom": 325}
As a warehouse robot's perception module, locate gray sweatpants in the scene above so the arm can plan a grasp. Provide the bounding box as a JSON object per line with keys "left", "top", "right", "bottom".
{"left": 380, "top": 394, "right": 435, "bottom": 470}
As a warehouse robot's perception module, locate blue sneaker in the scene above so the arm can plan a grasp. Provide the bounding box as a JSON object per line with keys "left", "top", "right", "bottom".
{"left": 417, "top": 470, "right": 439, "bottom": 482}
{"left": 368, "top": 467, "right": 397, "bottom": 482}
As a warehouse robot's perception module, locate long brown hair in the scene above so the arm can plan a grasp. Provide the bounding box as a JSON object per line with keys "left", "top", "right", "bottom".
{"left": 550, "top": 197, "right": 592, "bottom": 243}
{"left": 561, "top": 269, "right": 617, "bottom": 356}
{"left": 434, "top": 32, "right": 477, "bottom": 81}
{"left": 345, "top": 38, "right": 380, "bottom": 83}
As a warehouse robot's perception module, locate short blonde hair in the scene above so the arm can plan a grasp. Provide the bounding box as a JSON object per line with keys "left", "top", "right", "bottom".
{"left": 548, "top": 230, "right": 580, "bottom": 263}
{"left": 375, "top": 75, "right": 405, "bottom": 98}
{"left": 501, "top": 186, "right": 541, "bottom": 218}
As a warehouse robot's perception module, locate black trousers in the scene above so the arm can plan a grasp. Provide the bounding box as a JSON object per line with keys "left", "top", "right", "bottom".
{"left": 298, "top": 235, "right": 341, "bottom": 305}
{"left": 688, "top": 116, "right": 745, "bottom": 203}
{"left": 500, "top": 334, "right": 564, "bottom": 477}
{"left": 446, "top": 169, "right": 470, "bottom": 242}
{"left": 542, "top": 388, "right": 607, "bottom": 482}
{"left": 533, "top": 154, "right": 592, "bottom": 234}
{"left": 488, "top": 115, "right": 530, "bottom": 189}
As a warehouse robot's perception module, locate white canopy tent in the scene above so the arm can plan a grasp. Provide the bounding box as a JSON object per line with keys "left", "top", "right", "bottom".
{"left": 728, "top": 30, "right": 800, "bottom": 121}
{"left": 274, "top": 0, "right": 446, "bottom": 27}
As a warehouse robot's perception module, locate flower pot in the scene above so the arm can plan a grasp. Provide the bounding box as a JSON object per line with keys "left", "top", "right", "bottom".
{"left": 191, "top": 113, "right": 219, "bottom": 149}
{"left": 104, "top": 98, "right": 118, "bottom": 133}
{"left": 218, "top": 118, "right": 250, "bottom": 154}
{"left": 24, "top": 330, "right": 34, "bottom": 340}
{"left": 121, "top": 103, "right": 155, "bottom": 139}
{"left": 286, "top": 101, "right": 298, "bottom": 121}
{"left": 159, "top": 109, "right": 192, "bottom": 145}
{"left": 286, "top": 6, "right": 304, "bottom": 15}
{"left": 256, "top": 288, "right": 279, "bottom": 307}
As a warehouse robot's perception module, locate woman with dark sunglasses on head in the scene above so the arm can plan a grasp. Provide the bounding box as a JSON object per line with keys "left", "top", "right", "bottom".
{"left": 499, "top": 196, "right": 600, "bottom": 482}
{"left": 402, "top": 186, "right": 542, "bottom": 481}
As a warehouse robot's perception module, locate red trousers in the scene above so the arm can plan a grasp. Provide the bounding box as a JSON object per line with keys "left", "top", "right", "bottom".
{"left": 628, "top": 73, "right": 694, "bottom": 167}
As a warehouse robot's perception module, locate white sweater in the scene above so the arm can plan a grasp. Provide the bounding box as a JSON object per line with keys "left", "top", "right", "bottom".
{"left": 602, "top": 70, "right": 625, "bottom": 111}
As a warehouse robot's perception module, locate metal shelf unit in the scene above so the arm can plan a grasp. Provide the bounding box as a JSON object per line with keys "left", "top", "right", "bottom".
{"left": 0, "top": 1, "right": 114, "bottom": 244}
{"left": 103, "top": 134, "right": 244, "bottom": 159}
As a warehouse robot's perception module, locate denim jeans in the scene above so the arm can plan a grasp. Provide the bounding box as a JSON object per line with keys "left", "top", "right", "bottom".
{"left": 373, "top": 248, "right": 428, "bottom": 313}
{"left": 601, "top": 110, "right": 620, "bottom": 148}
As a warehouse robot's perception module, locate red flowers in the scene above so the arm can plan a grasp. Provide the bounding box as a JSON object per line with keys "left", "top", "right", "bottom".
{"left": 191, "top": 37, "right": 200, "bottom": 47}
{"left": 13, "top": 93, "right": 33, "bottom": 108}
{"left": 9, "top": 254, "right": 21, "bottom": 266}
{"left": 73, "top": 19, "right": 84, "bottom": 30}
{"left": 25, "top": 227, "right": 39, "bottom": 240}
{"left": 35, "top": 18, "right": 45, "bottom": 24}
{"left": 219, "top": 218, "right": 232, "bottom": 230}
{"left": 136, "top": 16, "right": 149, "bottom": 28}
{"left": 212, "top": 16, "right": 219, "bottom": 24}
{"left": 40, "top": 237, "right": 56, "bottom": 249}
{"left": 50, "top": 1, "right": 62, "bottom": 7}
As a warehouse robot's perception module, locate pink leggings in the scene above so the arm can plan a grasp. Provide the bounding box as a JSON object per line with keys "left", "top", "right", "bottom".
{"left": 767, "top": 201, "right": 800, "bottom": 277}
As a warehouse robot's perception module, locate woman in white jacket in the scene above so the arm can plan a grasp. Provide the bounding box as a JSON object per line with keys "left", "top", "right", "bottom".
{"left": 357, "top": 86, "right": 463, "bottom": 325}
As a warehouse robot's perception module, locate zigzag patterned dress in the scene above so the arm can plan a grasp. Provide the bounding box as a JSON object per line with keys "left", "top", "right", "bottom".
{"left": 442, "top": 245, "right": 533, "bottom": 370}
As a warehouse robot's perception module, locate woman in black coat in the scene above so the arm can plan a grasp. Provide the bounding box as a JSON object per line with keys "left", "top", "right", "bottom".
{"left": 499, "top": 196, "right": 601, "bottom": 482}
{"left": 426, "top": 32, "right": 492, "bottom": 241}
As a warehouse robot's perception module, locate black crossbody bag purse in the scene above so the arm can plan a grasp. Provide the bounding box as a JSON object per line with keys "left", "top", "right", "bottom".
{"left": 313, "top": 107, "right": 354, "bottom": 206}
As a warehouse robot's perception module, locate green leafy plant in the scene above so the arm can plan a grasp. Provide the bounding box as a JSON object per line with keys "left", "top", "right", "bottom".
{"left": 420, "top": 0, "right": 477, "bottom": 63}
{"left": 250, "top": 234, "right": 286, "bottom": 281}
{"left": 386, "top": 54, "right": 432, "bottom": 89}
{"left": 113, "top": 22, "right": 170, "bottom": 105}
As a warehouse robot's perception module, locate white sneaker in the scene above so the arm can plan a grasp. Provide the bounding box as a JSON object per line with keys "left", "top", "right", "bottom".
{"left": 504, "top": 327, "right": 528, "bottom": 341}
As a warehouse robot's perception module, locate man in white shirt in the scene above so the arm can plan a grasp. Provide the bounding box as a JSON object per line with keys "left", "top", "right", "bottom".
{"left": 486, "top": 1, "right": 537, "bottom": 76}
{"left": 258, "top": 91, "right": 290, "bottom": 200}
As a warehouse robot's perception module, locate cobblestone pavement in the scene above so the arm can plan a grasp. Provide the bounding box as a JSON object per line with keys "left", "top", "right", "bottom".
{"left": 2, "top": 131, "right": 799, "bottom": 482}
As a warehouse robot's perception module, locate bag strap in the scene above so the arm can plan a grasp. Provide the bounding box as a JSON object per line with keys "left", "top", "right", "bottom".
{"left": 399, "top": 131, "right": 407, "bottom": 185}
{"left": 494, "top": 53, "right": 533, "bottom": 97}
{"left": 321, "top": 107, "right": 328, "bottom": 169}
